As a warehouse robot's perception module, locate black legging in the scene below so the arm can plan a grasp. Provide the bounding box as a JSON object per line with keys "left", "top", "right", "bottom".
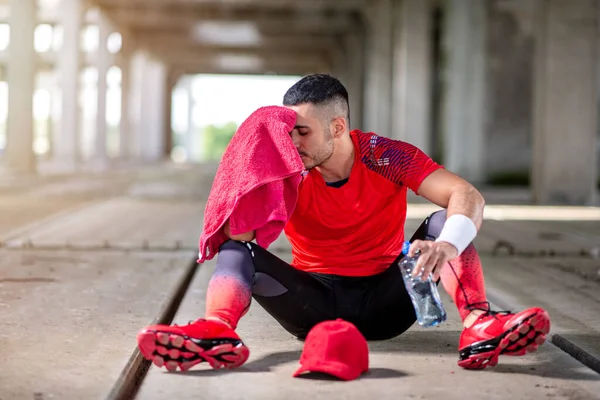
{"left": 213, "top": 210, "right": 447, "bottom": 340}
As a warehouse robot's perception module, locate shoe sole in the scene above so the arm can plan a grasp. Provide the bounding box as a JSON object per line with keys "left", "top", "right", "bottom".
{"left": 458, "top": 309, "right": 551, "bottom": 370}
{"left": 137, "top": 329, "right": 250, "bottom": 372}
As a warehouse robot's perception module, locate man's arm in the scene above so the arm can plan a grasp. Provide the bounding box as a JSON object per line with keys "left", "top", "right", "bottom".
{"left": 416, "top": 169, "right": 485, "bottom": 230}
{"left": 408, "top": 168, "right": 485, "bottom": 281}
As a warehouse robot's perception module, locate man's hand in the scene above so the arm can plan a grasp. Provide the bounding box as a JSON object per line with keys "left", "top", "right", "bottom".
{"left": 408, "top": 240, "right": 458, "bottom": 282}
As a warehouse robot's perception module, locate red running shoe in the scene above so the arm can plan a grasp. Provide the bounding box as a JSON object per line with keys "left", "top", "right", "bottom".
{"left": 458, "top": 303, "right": 551, "bottom": 369}
{"left": 137, "top": 319, "right": 249, "bottom": 372}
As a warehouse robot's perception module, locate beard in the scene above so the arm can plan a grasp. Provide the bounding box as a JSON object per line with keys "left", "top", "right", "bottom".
{"left": 301, "top": 128, "right": 334, "bottom": 169}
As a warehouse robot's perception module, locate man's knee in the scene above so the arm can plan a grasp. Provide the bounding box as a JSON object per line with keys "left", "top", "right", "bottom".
{"left": 218, "top": 240, "right": 290, "bottom": 297}
{"left": 219, "top": 239, "right": 251, "bottom": 253}
{"left": 411, "top": 209, "right": 447, "bottom": 241}
{"left": 424, "top": 209, "right": 447, "bottom": 239}
{"left": 214, "top": 240, "right": 255, "bottom": 284}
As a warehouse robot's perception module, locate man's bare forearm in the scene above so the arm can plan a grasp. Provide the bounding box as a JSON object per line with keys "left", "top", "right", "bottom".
{"left": 446, "top": 184, "right": 485, "bottom": 230}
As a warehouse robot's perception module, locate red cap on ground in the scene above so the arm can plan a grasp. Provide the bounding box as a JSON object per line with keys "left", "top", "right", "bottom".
{"left": 293, "top": 319, "right": 369, "bottom": 381}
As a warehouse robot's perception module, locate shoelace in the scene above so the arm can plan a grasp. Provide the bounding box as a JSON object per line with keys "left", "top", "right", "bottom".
{"left": 466, "top": 301, "right": 512, "bottom": 320}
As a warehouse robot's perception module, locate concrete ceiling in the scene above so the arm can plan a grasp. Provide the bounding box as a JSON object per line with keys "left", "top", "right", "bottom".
{"left": 91, "top": 0, "right": 368, "bottom": 75}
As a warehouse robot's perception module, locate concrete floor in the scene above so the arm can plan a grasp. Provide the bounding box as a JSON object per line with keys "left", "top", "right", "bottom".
{"left": 137, "top": 257, "right": 600, "bottom": 400}
{"left": 0, "top": 164, "right": 598, "bottom": 400}
{"left": 0, "top": 249, "right": 193, "bottom": 400}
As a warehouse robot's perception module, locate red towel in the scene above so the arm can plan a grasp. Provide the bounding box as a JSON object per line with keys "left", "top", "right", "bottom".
{"left": 198, "top": 106, "right": 304, "bottom": 262}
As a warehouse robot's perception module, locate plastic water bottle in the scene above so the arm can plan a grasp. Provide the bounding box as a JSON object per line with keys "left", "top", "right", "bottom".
{"left": 399, "top": 241, "right": 447, "bottom": 327}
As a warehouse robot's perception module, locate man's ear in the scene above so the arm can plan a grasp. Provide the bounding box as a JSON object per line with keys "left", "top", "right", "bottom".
{"left": 331, "top": 116, "right": 347, "bottom": 138}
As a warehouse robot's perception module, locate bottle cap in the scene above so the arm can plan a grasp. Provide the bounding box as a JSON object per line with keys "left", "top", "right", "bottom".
{"left": 402, "top": 241, "right": 411, "bottom": 255}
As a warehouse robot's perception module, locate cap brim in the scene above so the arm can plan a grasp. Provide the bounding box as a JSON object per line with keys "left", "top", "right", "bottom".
{"left": 293, "top": 360, "right": 363, "bottom": 381}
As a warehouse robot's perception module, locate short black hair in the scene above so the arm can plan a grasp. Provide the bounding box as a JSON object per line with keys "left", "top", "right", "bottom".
{"left": 283, "top": 74, "right": 350, "bottom": 122}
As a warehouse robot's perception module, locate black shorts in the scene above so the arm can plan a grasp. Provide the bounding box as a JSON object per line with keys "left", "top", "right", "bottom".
{"left": 247, "top": 210, "right": 446, "bottom": 340}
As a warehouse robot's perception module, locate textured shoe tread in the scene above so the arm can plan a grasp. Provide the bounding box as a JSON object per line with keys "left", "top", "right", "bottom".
{"left": 137, "top": 329, "right": 250, "bottom": 372}
{"left": 458, "top": 310, "right": 550, "bottom": 370}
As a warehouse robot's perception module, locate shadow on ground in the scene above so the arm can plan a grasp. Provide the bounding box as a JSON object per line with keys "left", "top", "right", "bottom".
{"left": 173, "top": 351, "right": 408, "bottom": 380}
{"left": 367, "top": 330, "right": 461, "bottom": 354}
{"left": 171, "top": 330, "right": 600, "bottom": 382}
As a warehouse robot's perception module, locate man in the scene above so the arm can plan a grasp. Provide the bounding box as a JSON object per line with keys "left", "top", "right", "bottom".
{"left": 137, "top": 74, "right": 550, "bottom": 372}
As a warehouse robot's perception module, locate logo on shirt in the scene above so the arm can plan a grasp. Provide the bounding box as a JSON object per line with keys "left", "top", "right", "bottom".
{"left": 369, "top": 135, "right": 390, "bottom": 166}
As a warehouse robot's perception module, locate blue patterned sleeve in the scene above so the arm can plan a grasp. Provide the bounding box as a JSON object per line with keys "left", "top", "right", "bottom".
{"left": 360, "top": 134, "right": 443, "bottom": 194}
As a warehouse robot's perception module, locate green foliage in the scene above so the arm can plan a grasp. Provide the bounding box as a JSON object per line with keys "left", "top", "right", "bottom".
{"left": 202, "top": 122, "right": 238, "bottom": 161}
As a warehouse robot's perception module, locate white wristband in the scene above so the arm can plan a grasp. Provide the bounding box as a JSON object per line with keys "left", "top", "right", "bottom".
{"left": 435, "top": 214, "right": 477, "bottom": 256}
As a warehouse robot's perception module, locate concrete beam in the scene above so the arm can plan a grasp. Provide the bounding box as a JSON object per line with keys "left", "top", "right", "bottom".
{"left": 94, "top": 0, "right": 367, "bottom": 11}
{"left": 148, "top": 45, "right": 329, "bottom": 66}
{"left": 104, "top": 6, "right": 358, "bottom": 34}
{"left": 0, "top": 51, "right": 110, "bottom": 70}
{"left": 131, "top": 30, "right": 338, "bottom": 52}
{"left": 170, "top": 57, "right": 328, "bottom": 76}
{"left": 0, "top": 5, "right": 101, "bottom": 24}
{"left": 0, "top": 47, "right": 325, "bottom": 77}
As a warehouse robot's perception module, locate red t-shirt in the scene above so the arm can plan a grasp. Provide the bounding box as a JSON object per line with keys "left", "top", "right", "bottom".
{"left": 284, "top": 130, "right": 443, "bottom": 277}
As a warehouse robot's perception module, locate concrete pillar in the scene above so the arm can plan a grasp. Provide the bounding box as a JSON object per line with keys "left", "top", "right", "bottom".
{"left": 139, "top": 57, "right": 167, "bottom": 163}
{"left": 5, "top": 0, "right": 36, "bottom": 173}
{"left": 441, "top": 0, "right": 487, "bottom": 183}
{"left": 532, "top": 0, "right": 598, "bottom": 205}
{"left": 116, "top": 31, "right": 133, "bottom": 161}
{"left": 118, "top": 52, "right": 130, "bottom": 160}
{"left": 330, "top": 43, "right": 364, "bottom": 129}
{"left": 392, "top": 0, "right": 433, "bottom": 155}
{"left": 94, "top": 11, "right": 111, "bottom": 165}
{"left": 163, "top": 74, "right": 176, "bottom": 159}
{"left": 55, "top": 0, "right": 83, "bottom": 170}
{"left": 363, "top": 0, "right": 393, "bottom": 136}
{"left": 127, "top": 50, "right": 146, "bottom": 160}
{"left": 155, "top": 60, "right": 168, "bottom": 162}
{"left": 331, "top": 46, "right": 348, "bottom": 86}
{"left": 45, "top": 71, "right": 57, "bottom": 158}
{"left": 484, "top": 1, "right": 535, "bottom": 178}
{"left": 183, "top": 76, "right": 196, "bottom": 162}
{"left": 344, "top": 31, "right": 365, "bottom": 131}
